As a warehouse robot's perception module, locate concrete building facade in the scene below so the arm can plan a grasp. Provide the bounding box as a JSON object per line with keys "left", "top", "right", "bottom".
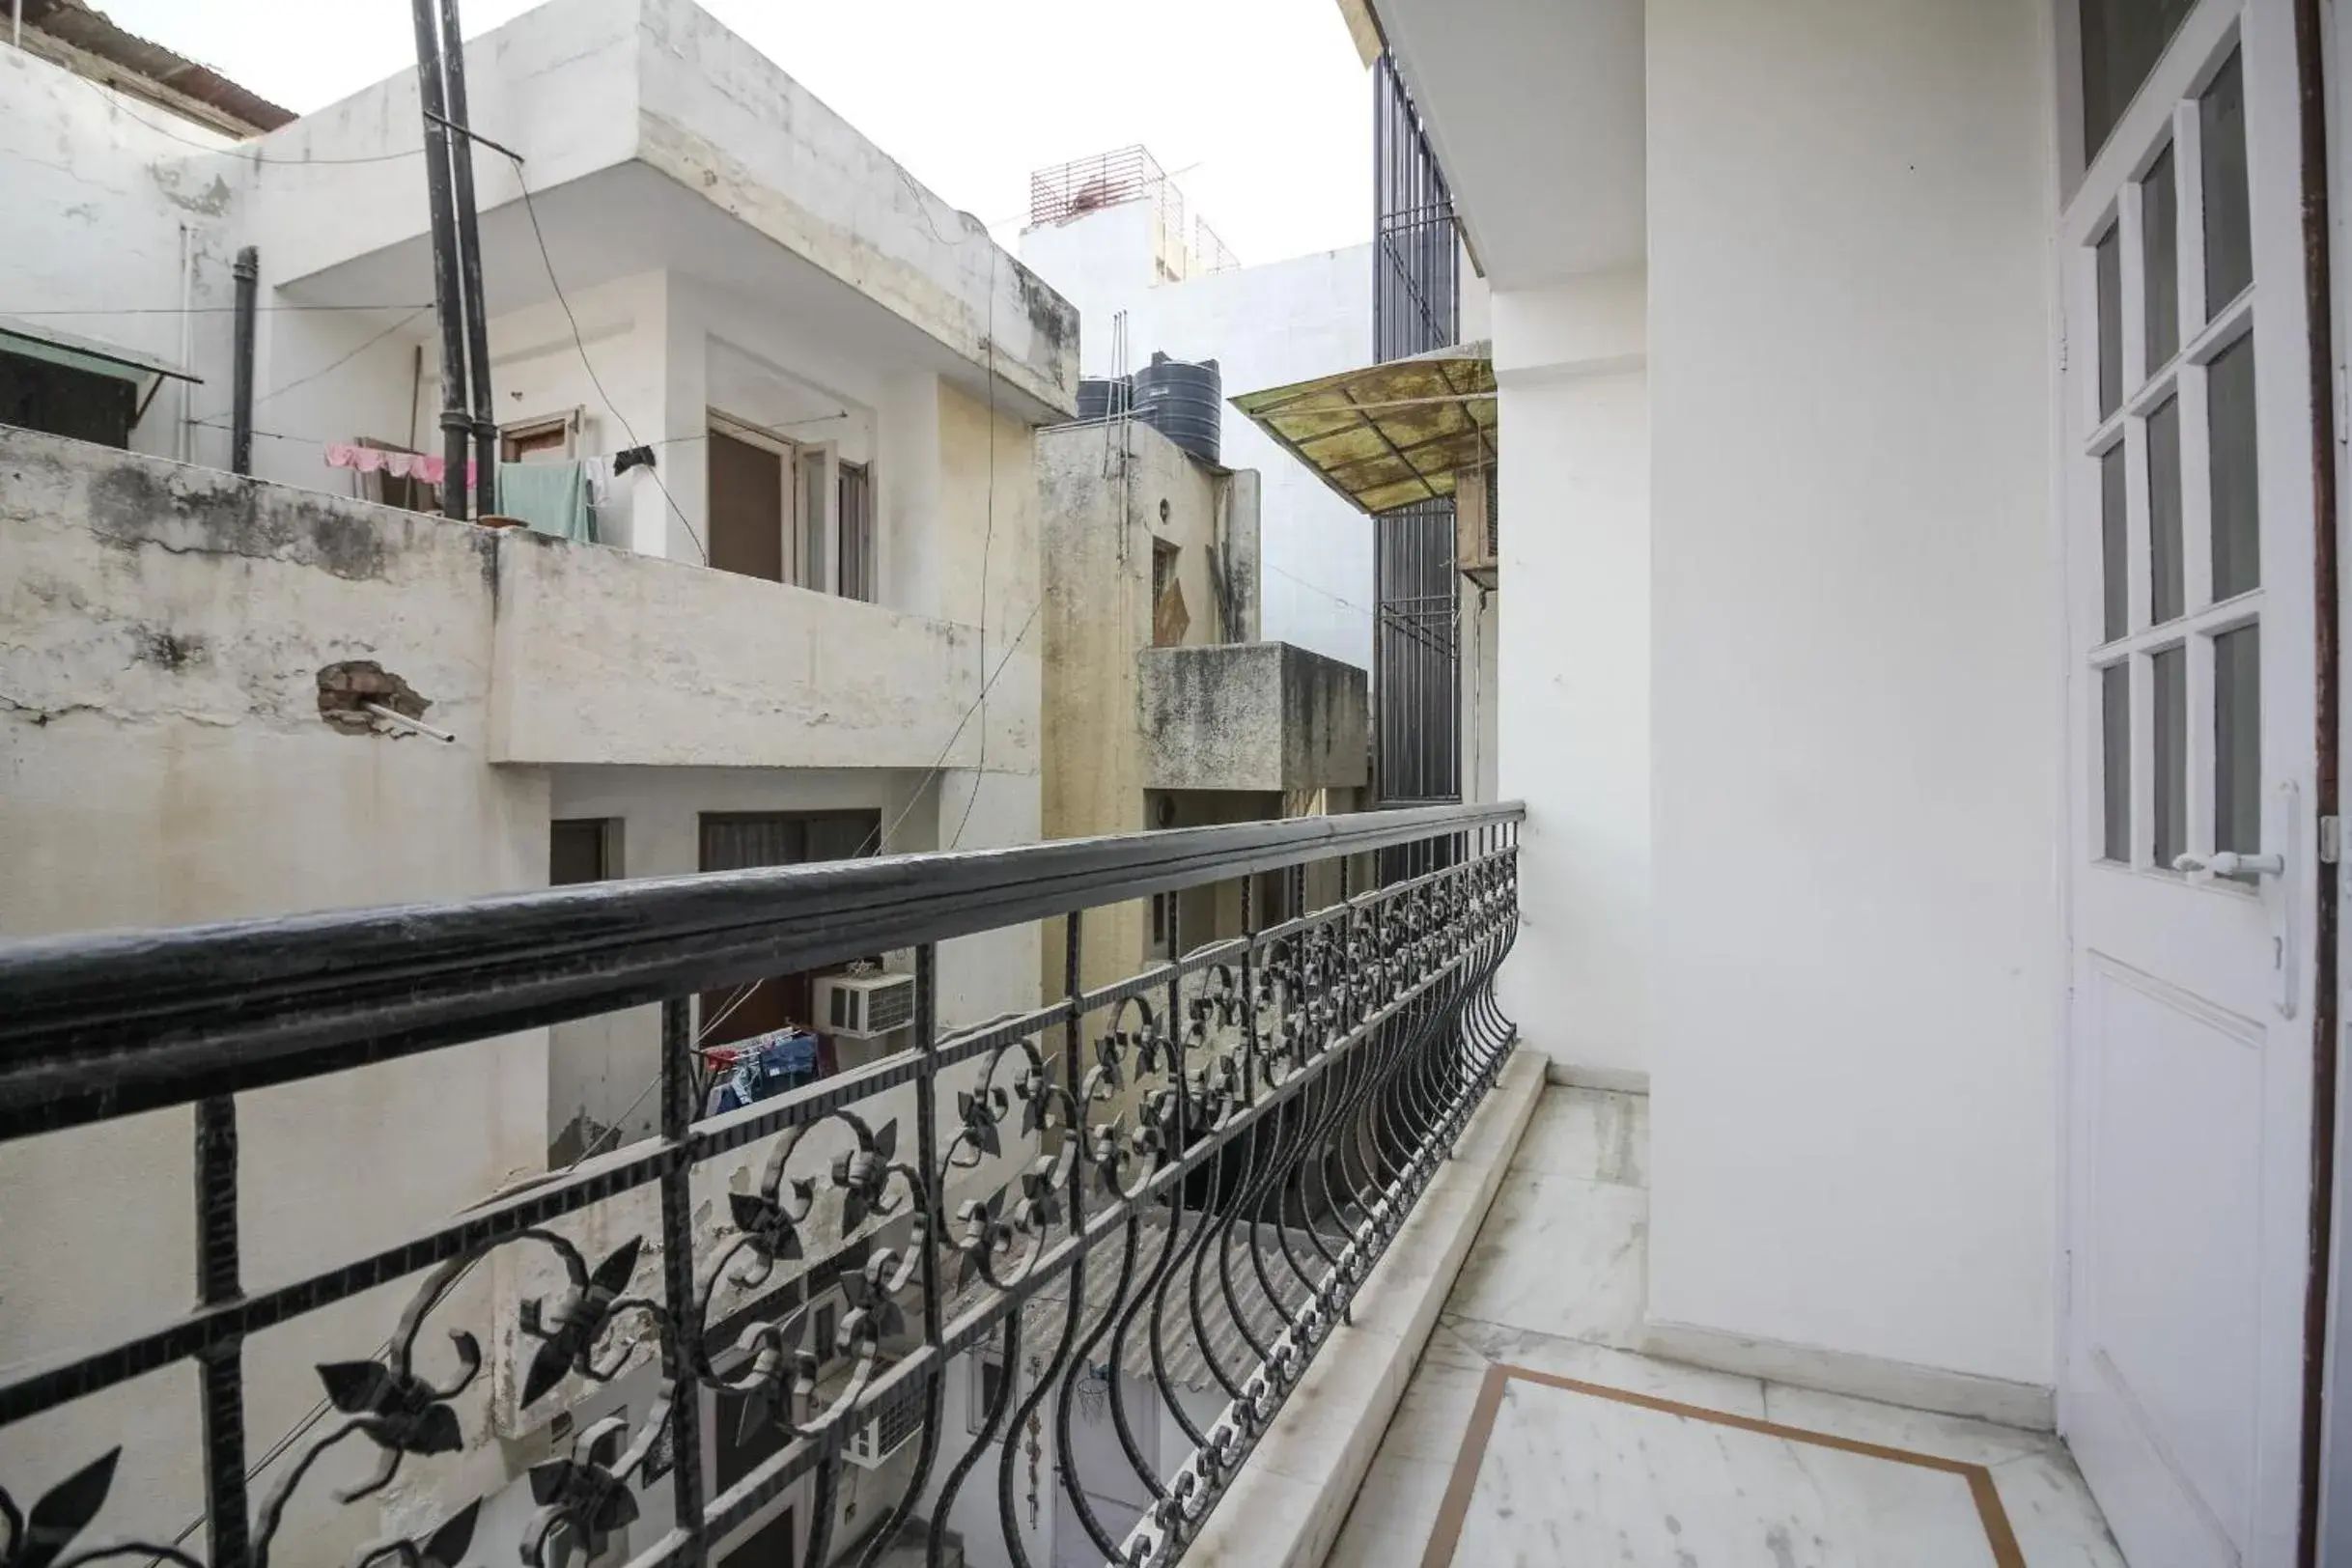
{"left": 1019, "top": 170, "right": 1381, "bottom": 673}
{"left": 1036, "top": 417, "right": 1367, "bottom": 1001}
{"left": 0, "top": 2, "right": 1074, "bottom": 1560}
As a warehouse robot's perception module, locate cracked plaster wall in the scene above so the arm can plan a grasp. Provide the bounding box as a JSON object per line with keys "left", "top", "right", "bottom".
{"left": 0, "top": 427, "right": 1041, "bottom": 1557}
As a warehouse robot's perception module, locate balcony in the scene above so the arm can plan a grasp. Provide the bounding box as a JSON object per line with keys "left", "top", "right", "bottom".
{"left": 1136, "top": 642, "right": 1368, "bottom": 795}
{"left": 488, "top": 529, "right": 1000, "bottom": 771}
{"left": 0, "top": 801, "right": 1521, "bottom": 1567}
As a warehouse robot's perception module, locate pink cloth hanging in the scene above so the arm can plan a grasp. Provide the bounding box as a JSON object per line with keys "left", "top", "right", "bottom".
{"left": 324, "top": 444, "right": 471, "bottom": 486}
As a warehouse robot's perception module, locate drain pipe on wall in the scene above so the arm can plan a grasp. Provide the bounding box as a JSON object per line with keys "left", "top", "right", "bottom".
{"left": 436, "top": 0, "right": 498, "bottom": 521}
{"left": 409, "top": 0, "right": 471, "bottom": 520}
{"left": 2294, "top": 0, "right": 2342, "bottom": 1558}
{"left": 176, "top": 223, "right": 195, "bottom": 462}
{"left": 229, "top": 246, "right": 258, "bottom": 477}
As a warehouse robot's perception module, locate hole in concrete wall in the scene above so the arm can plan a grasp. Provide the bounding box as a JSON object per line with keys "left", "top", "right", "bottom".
{"left": 317, "top": 659, "right": 431, "bottom": 737}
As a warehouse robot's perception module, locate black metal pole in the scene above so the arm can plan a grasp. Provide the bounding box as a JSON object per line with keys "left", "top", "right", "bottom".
{"left": 410, "top": 0, "right": 471, "bottom": 520}
{"left": 228, "top": 246, "right": 257, "bottom": 477}
{"left": 437, "top": 0, "right": 498, "bottom": 520}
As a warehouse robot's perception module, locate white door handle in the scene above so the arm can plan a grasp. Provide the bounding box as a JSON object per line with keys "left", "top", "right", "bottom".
{"left": 2171, "top": 850, "right": 2285, "bottom": 884}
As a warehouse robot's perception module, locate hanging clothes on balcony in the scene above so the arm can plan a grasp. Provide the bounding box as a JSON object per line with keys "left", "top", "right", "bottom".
{"left": 494, "top": 460, "right": 594, "bottom": 543}
{"left": 703, "top": 1027, "right": 821, "bottom": 1117}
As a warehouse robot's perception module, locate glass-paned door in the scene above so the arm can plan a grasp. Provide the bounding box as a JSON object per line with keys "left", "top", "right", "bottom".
{"left": 2060, "top": 5, "right": 2316, "bottom": 1566}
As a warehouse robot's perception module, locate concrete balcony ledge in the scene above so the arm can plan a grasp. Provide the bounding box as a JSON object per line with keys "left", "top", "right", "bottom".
{"left": 1185, "top": 1049, "right": 1544, "bottom": 1567}
{"left": 1137, "top": 641, "right": 1369, "bottom": 795}
{"left": 486, "top": 529, "right": 1023, "bottom": 771}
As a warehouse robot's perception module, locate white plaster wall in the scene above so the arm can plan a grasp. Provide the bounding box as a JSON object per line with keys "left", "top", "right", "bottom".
{"left": 1461, "top": 578, "right": 1498, "bottom": 805}
{"left": 1642, "top": 0, "right": 2061, "bottom": 1386}
{"left": 0, "top": 45, "right": 237, "bottom": 462}
{"left": 1017, "top": 205, "right": 1162, "bottom": 340}
{"left": 1019, "top": 213, "right": 1377, "bottom": 671}
{"left": 237, "top": 0, "right": 644, "bottom": 291}
{"left": 1491, "top": 269, "right": 1651, "bottom": 1078}
{"left": 632, "top": 0, "right": 1077, "bottom": 415}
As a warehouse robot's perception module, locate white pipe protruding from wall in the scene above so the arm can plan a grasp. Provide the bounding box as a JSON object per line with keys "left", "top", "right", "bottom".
{"left": 362, "top": 703, "right": 458, "bottom": 743}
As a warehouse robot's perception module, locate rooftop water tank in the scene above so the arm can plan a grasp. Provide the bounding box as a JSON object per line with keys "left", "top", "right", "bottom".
{"left": 1131, "top": 352, "right": 1220, "bottom": 464}
{"left": 1077, "top": 377, "right": 1132, "bottom": 422}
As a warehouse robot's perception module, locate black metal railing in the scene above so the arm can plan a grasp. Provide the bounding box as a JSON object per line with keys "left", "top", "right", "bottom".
{"left": 0, "top": 801, "right": 1521, "bottom": 1568}
{"left": 1372, "top": 51, "right": 1464, "bottom": 811}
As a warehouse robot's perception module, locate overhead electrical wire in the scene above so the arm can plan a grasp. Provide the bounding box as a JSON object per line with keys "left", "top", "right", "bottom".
{"left": 504, "top": 154, "right": 712, "bottom": 566}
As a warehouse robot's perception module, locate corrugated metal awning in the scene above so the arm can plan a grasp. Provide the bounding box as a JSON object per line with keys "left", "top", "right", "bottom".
{"left": 0, "top": 318, "right": 202, "bottom": 386}
{"left": 1230, "top": 341, "right": 1495, "bottom": 516}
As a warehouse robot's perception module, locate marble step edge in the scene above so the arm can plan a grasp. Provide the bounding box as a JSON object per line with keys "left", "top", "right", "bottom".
{"left": 1182, "top": 1047, "right": 1548, "bottom": 1568}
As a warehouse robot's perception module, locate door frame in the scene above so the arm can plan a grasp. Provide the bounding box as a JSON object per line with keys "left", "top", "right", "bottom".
{"left": 2051, "top": 2, "right": 2333, "bottom": 1565}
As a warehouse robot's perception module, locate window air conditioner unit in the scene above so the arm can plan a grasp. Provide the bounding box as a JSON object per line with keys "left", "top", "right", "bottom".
{"left": 847, "top": 1373, "right": 925, "bottom": 1468}
{"left": 815, "top": 971, "right": 916, "bottom": 1039}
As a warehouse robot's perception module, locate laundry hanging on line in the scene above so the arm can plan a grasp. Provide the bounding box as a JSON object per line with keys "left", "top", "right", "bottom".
{"left": 323, "top": 442, "right": 477, "bottom": 486}
{"left": 497, "top": 461, "right": 595, "bottom": 543}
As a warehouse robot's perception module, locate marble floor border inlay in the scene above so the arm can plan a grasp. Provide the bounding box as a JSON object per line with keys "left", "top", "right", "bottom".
{"left": 1418, "top": 1364, "right": 2030, "bottom": 1568}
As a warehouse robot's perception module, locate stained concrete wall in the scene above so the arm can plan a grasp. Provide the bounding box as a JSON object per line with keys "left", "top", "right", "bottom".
{"left": 1038, "top": 418, "right": 1253, "bottom": 996}
{"left": 1136, "top": 642, "right": 1369, "bottom": 795}
{"left": 0, "top": 427, "right": 1040, "bottom": 1552}
{"left": 1019, "top": 210, "right": 1376, "bottom": 670}
{"left": 0, "top": 42, "right": 239, "bottom": 465}
{"left": 0, "top": 430, "right": 547, "bottom": 1557}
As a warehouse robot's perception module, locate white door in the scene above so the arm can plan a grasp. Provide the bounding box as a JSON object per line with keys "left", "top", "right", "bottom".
{"left": 2059, "top": 4, "right": 2322, "bottom": 1566}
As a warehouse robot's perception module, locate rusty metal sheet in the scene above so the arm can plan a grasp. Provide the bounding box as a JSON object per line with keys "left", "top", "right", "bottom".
{"left": 1230, "top": 342, "right": 1496, "bottom": 516}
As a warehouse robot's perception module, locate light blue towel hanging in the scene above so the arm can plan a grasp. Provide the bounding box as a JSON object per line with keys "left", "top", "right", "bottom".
{"left": 497, "top": 462, "right": 593, "bottom": 543}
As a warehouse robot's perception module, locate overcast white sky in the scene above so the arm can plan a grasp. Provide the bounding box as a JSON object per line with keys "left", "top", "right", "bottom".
{"left": 101, "top": 0, "right": 1375, "bottom": 266}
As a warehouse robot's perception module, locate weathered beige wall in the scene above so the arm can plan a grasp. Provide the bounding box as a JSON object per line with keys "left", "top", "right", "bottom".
{"left": 1036, "top": 420, "right": 1237, "bottom": 998}
{"left": 933, "top": 380, "right": 1045, "bottom": 1026}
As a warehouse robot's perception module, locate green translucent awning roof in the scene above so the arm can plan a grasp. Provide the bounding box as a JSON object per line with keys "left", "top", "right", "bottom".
{"left": 1230, "top": 340, "right": 1494, "bottom": 516}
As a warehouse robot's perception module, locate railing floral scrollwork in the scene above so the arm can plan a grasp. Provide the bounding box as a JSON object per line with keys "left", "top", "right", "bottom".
{"left": 0, "top": 802, "right": 1520, "bottom": 1568}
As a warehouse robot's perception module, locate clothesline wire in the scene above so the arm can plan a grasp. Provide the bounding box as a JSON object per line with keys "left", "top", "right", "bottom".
{"left": 185, "top": 421, "right": 836, "bottom": 459}
{"left": 1, "top": 303, "right": 435, "bottom": 317}
{"left": 183, "top": 306, "right": 433, "bottom": 429}
{"left": 1264, "top": 560, "right": 1376, "bottom": 621}
{"left": 506, "top": 151, "right": 712, "bottom": 565}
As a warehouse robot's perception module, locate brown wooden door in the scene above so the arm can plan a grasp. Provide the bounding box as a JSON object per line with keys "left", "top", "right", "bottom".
{"left": 708, "top": 430, "right": 784, "bottom": 581}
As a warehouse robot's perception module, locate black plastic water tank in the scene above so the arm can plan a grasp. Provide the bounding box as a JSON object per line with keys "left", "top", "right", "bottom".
{"left": 1077, "top": 377, "right": 1132, "bottom": 422}
{"left": 1131, "top": 352, "right": 1220, "bottom": 463}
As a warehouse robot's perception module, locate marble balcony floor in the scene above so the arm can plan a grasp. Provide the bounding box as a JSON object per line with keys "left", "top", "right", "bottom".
{"left": 1326, "top": 1085, "right": 2125, "bottom": 1568}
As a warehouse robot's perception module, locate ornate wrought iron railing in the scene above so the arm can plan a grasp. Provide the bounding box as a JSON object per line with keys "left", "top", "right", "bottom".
{"left": 0, "top": 801, "right": 1522, "bottom": 1568}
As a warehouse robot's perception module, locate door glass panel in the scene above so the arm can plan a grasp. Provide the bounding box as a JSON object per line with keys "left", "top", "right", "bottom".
{"left": 2102, "top": 662, "right": 2131, "bottom": 862}
{"left": 2148, "top": 398, "right": 2184, "bottom": 622}
{"left": 2215, "top": 625, "right": 2260, "bottom": 857}
{"left": 2080, "top": 0, "right": 2197, "bottom": 160}
{"left": 2152, "top": 646, "right": 2187, "bottom": 869}
{"left": 2209, "top": 334, "right": 2260, "bottom": 599}
{"left": 2096, "top": 224, "right": 2124, "bottom": 420}
{"left": 2101, "top": 443, "right": 2129, "bottom": 641}
{"left": 2201, "top": 49, "right": 2253, "bottom": 314}
{"left": 2142, "top": 145, "right": 2179, "bottom": 370}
